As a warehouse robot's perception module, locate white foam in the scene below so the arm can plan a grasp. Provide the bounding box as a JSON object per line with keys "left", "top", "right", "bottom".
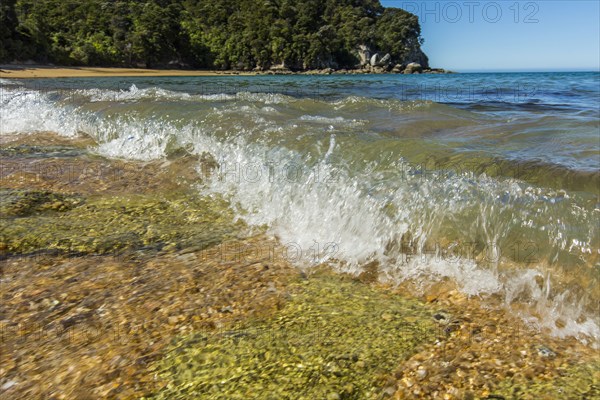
{"left": 75, "top": 85, "right": 294, "bottom": 105}
{"left": 0, "top": 78, "right": 23, "bottom": 86}
{"left": 298, "top": 115, "right": 363, "bottom": 126}
{"left": 0, "top": 88, "right": 81, "bottom": 135}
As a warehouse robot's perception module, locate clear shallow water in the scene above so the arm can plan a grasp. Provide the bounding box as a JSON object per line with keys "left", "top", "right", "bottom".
{"left": 1, "top": 72, "right": 599, "bottom": 344}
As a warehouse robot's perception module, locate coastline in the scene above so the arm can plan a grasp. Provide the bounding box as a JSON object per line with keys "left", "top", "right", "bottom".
{"left": 0, "top": 64, "right": 450, "bottom": 79}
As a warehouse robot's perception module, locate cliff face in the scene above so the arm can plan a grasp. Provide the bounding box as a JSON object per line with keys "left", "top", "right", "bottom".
{"left": 402, "top": 43, "right": 429, "bottom": 68}
{"left": 1, "top": 0, "right": 429, "bottom": 71}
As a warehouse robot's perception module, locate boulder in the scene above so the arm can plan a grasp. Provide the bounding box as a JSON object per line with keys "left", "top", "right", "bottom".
{"left": 392, "top": 64, "right": 404, "bottom": 73}
{"left": 427, "top": 68, "right": 447, "bottom": 74}
{"left": 356, "top": 44, "right": 371, "bottom": 66}
{"left": 370, "top": 53, "right": 380, "bottom": 67}
{"left": 400, "top": 47, "right": 429, "bottom": 69}
{"left": 168, "top": 60, "right": 182, "bottom": 69}
{"left": 270, "top": 63, "right": 290, "bottom": 72}
{"left": 403, "top": 62, "right": 423, "bottom": 74}
{"left": 377, "top": 53, "right": 392, "bottom": 67}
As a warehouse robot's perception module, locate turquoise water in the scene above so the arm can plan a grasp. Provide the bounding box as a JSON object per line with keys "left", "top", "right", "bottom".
{"left": 7, "top": 72, "right": 599, "bottom": 172}
{"left": 1, "top": 72, "right": 599, "bottom": 344}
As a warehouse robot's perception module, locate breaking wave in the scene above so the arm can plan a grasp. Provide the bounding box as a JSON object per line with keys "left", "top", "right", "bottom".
{"left": 1, "top": 80, "right": 598, "bottom": 345}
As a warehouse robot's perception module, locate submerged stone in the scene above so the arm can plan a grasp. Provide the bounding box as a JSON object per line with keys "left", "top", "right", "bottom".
{"left": 0, "top": 191, "right": 241, "bottom": 256}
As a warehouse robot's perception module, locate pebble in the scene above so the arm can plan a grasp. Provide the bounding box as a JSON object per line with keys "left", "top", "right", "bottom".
{"left": 537, "top": 345, "right": 556, "bottom": 358}
{"left": 343, "top": 383, "right": 354, "bottom": 394}
{"left": 1, "top": 381, "right": 17, "bottom": 390}
{"left": 401, "top": 377, "right": 414, "bottom": 388}
{"left": 382, "top": 386, "right": 396, "bottom": 396}
{"left": 433, "top": 312, "right": 450, "bottom": 323}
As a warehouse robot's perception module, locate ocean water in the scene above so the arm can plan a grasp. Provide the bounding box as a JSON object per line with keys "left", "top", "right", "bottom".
{"left": 1, "top": 72, "right": 599, "bottom": 344}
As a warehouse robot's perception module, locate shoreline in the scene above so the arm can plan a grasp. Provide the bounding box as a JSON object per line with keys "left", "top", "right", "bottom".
{"left": 0, "top": 64, "right": 450, "bottom": 79}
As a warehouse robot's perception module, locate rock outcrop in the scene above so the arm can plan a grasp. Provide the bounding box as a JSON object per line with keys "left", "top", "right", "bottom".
{"left": 378, "top": 53, "right": 392, "bottom": 67}
{"left": 370, "top": 53, "right": 380, "bottom": 67}
{"left": 392, "top": 64, "right": 405, "bottom": 73}
{"left": 356, "top": 45, "right": 372, "bottom": 67}
{"left": 403, "top": 62, "right": 423, "bottom": 74}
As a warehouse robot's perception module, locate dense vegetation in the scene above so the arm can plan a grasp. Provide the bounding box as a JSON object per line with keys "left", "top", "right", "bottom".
{"left": 0, "top": 0, "right": 428, "bottom": 70}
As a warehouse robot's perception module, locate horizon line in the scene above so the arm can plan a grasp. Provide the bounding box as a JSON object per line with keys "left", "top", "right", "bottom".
{"left": 449, "top": 68, "right": 599, "bottom": 73}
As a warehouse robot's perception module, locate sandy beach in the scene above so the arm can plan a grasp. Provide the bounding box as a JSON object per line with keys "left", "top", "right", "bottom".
{"left": 0, "top": 65, "right": 249, "bottom": 79}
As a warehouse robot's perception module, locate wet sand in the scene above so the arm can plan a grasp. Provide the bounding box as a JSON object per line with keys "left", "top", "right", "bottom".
{"left": 0, "top": 133, "right": 598, "bottom": 399}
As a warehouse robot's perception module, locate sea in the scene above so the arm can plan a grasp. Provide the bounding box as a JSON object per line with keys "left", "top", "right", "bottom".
{"left": 1, "top": 71, "right": 598, "bottom": 345}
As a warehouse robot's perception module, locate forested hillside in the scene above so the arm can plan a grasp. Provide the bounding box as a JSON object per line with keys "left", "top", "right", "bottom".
{"left": 0, "top": 0, "right": 428, "bottom": 70}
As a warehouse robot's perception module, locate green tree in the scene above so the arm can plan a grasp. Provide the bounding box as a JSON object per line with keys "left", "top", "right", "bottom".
{"left": 2, "top": 0, "right": 428, "bottom": 69}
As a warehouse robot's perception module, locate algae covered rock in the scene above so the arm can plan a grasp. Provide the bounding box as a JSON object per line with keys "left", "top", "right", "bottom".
{"left": 0, "top": 191, "right": 241, "bottom": 256}
{"left": 0, "top": 189, "right": 84, "bottom": 217}
{"left": 147, "top": 275, "right": 436, "bottom": 399}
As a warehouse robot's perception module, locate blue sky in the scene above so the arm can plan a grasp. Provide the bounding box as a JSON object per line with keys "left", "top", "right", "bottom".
{"left": 380, "top": 0, "right": 600, "bottom": 72}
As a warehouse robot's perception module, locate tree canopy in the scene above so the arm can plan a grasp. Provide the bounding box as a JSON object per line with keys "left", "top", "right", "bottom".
{"left": 0, "top": 0, "right": 428, "bottom": 69}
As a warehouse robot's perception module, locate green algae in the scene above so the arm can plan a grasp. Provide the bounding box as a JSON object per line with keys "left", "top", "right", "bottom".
{"left": 0, "top": 189, "right": 85, "bottom": 217}
{"left": 0, "top": 191, "right": 242, "bottom": 256}
{"left": 146, "top": 274, "right": 436, "bottom": 400}
{"left": 494, "top": 361, "right": 600, "bottom": 400}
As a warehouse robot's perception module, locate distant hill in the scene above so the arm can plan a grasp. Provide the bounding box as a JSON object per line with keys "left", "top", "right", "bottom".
{"left": 0, "top": 0, "right": 428, "bottom": 70}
